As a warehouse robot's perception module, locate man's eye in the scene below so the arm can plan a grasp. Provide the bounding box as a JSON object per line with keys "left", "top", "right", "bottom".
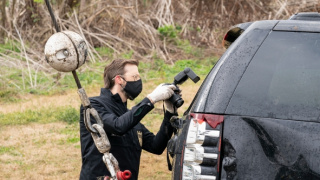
{"left": 134, "top": 75, "right": 141, "bottom": 80}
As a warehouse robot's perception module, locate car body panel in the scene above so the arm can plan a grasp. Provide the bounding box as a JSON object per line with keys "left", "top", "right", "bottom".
{"left": 221, "top": 115, "right": 320, "bottom": 180}
{"left": 288, "top": 12, "right": 320, "bottom": 21}
{"left": 274, "top": 20, "right": 320, "bottom": 32}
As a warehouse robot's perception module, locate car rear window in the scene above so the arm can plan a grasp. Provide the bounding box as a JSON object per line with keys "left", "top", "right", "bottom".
{"left": 226, "top": 31, "right": 320, "bottom": 121}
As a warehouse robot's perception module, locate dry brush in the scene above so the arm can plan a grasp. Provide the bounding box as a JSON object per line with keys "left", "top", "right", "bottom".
{"left": 0, "top": 0, "right": 319, "bottom": 90}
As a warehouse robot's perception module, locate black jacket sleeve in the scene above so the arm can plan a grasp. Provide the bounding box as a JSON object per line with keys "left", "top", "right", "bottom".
{"left": 90, "top": 97, "right": 154, "bottom": 136}
{"left": 141, "top": 110, "right": 176, "bottom": 154}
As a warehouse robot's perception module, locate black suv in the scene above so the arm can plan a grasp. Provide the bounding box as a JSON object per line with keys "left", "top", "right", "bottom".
{"left": 170, "top": 19, "right": 320, "bottom": 180}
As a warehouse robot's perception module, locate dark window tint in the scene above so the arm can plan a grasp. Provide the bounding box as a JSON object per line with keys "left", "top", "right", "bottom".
{"left": 226, "top": 31, "right": 320, "bottom": 121}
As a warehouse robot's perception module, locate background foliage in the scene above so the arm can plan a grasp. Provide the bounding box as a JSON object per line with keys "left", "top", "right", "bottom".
{"left": 1, "top": 0, "right": 320, "bottom": 95}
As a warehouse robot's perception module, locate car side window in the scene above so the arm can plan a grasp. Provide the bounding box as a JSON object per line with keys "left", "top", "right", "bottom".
{"left": 226, "top": 31, "right": 320, "bottom": 121}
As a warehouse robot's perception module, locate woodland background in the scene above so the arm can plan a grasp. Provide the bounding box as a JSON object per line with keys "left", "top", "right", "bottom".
{"left": 1, "top": 0, "right": 320, "bottom": 63}
{"left": 0, "top": 0, "right": 320, "bottom": 93}
{"left": 0, "top": 0, "right": 320, "bottom": 92}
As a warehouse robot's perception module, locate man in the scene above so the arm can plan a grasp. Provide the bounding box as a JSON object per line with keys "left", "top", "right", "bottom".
{"left": 79, "top": 59, "right": 177, "bottom": 179}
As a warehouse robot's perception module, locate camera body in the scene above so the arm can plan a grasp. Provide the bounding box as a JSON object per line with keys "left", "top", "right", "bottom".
{"left": 168, "top": 68, "right": 200, "bottom": 108}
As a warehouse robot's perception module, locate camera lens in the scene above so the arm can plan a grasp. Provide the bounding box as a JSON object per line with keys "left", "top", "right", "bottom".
{"left": 174, "top": 98, "right": 184, "bottom": 108}
{"left": 169, "top": 94, "right": 184, "bottom": 108}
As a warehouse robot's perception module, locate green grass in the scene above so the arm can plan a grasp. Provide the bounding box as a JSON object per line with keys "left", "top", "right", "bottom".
{"left": 121, "top": 50, "right": 134, "bottom": 59}
{"left": 141, "top": 113, "right": 164, "bottom": 133}
{"left": 55, "top": 107, "right": 79, "bottom": 124}
{"left": 0, "top": 90, "right": 20, "bottom": 103}
{"left": 95, "top": 47, "right": 114, "bottom": 59}
{"left": 0, "top": 57, "right": 217, "bottom": 103}
{"left": 176, "top": 39, "right": 204, "bottom": 57}
{"left": 0, "top": 106, "right": 80, "bottom": 126}
{"left": 157, "top": 25, "right": 206, "bottom": 57}
{"left": 60, "top": 124, "right": 80, "bottom": 145}
{"left": 0, "top": 146, "right": 21, "bottom": 156}
{"left": 158, "top": 25, "right": 178, "bottom": 39}
{"left": 0, "top": 62, "right": 104, "bottom": 102}
{"left": 32, "top": 139, "right": 47, "bottom": 147}
{"left": 0, "top": 36, "right": 219, "bottom": 105}
{"left": 0, "top": 40, "right": 21, "bottom": 54}
{"left": 139, "top": 57, "right": 218, "bottom": 83}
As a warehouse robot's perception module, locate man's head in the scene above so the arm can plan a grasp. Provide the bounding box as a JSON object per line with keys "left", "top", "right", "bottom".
{"left": 104, "top": 59, "right": 141, "bottom": 101}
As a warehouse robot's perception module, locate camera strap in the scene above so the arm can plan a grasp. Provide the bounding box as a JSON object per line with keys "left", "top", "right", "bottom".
{"left": 163, "top": 102, "right": 184, "bottom": 171}
{"left": 167, "top": 150, "right": 173, "bottom": 171}
{"left": 163, "top": 102, "right": 174, "bottom": 171}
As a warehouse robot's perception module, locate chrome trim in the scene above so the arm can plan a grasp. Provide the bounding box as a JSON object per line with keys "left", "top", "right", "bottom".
{"left": 197, "top": 122, "right": 220, "bottom": 137}
{"left": 185, "top": 145, "right": 218, "bottom": 164}
{"left": 195, "top": 175, "right": 216, "bottom": 180}
{"left": 186, "top": 119, "right": 198, "bottom": 144}
{"left": 182, "top": 164, "right": 217, "bottom": 180}
{"left": 186, "top": 119, "right": 220, "bottom": 145}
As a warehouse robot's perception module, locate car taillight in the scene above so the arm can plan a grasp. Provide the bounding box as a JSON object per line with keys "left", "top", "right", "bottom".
{"left": 182, "top": 113, "right": 224, "bottom": 180}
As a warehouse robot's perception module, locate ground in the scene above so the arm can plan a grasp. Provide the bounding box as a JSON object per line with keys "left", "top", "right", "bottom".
{"left": 0, "top": 81, "right": 200, "bottom": 179}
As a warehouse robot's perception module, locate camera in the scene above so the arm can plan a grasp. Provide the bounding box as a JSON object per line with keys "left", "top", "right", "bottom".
{"left": 168, "top": 67, "right": 200, "bottom": 108}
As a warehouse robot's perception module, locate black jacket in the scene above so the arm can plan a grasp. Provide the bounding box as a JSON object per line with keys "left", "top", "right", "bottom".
{"left": 79, "top": 88, "right": 175, "bottom": 180}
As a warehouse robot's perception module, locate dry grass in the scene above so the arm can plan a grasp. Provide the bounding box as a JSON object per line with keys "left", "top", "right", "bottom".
{"left": 0, "top": 80, "right": 201, "bottom": 179}
{"left": 0, "top": 79, "right": 200, "bottom": 114}
{"left": 0, "top": 122, "right": 80, "bottom": 179}
{"left": 0, "top": 86, "right": 99, "bottom": 114}
{"left": 0, "top": 91, "right": 80, "bottom": 114}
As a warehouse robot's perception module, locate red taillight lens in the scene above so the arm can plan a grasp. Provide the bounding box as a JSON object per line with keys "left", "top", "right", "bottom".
{"left": 182, "top": 113, "right": 224, "bottom": 180}
{"left": 191, "top": 113, "right": 224, "bottom": 129}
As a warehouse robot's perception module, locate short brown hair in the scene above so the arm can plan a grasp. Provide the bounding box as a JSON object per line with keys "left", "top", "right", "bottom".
{"left": 103, "top": 59, "right": 139, "bottom": 89}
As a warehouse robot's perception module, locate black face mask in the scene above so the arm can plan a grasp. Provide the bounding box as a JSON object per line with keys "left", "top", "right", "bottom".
{"left": 122, "top": 79, "right": 142, "bottom": 100}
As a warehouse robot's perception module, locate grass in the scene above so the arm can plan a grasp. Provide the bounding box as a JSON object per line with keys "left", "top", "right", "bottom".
{"left": 60, "top": 124, "right": 81, "bottom": 145}
{"left": 0, "top": 56, "right": 217, "bottom": 105}
{"left": 0, "top": 122, "right": 81, "bottom": 179}
{"left": 158, "top": 25, "right": 208, "bottom": 57}
{"left": 0, "top": 64, "right": 104, "bottom": 103}
{"left": 0, "top": 40, "right": 21, "bottom": 54}
{"left": 0, "top": 90, "right": 20, "bottom": 103}
{"left": 139, "top": 57, "right": 217, "bottom": 83}
{"left": 0, "top": 106, "right": 79, "bottom": 126}
{"left": 0, "top": 77, "right": 204, "bottom": 179}
{"left": 0, "top": 44, "right": 218, "bottom": 179}
{"left": 0, "top": 146, "right": 20, "bottom": 156}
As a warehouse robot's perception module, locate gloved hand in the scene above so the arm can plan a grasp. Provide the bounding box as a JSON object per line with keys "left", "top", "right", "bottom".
{"left": 165, "top": 99, "right": 176, "bottom": 113}
{"left": 147, "top": 84, "right": 176, "bottom": 104}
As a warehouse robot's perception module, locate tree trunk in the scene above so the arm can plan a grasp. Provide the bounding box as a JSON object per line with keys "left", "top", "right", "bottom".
{"left": 0, "top": 0, "right": 6, "bottom": 43}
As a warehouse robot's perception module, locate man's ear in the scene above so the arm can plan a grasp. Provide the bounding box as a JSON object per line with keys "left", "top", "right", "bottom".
{"left": 115, "top": 75, "right": 124, "bottom": 85}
